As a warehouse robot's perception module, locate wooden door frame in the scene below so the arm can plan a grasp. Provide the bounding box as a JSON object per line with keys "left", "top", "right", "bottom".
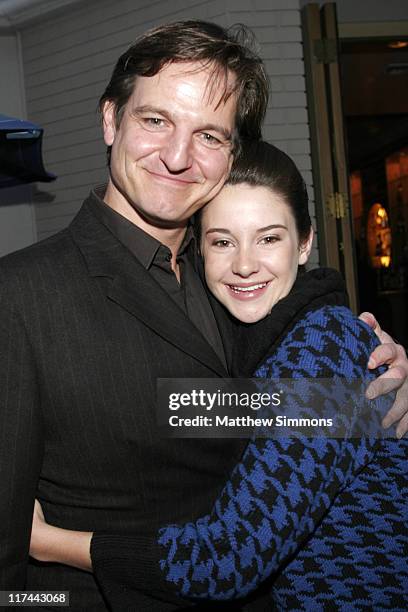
{"left": 302, "top": 3, "right": 359, "bottom": 311}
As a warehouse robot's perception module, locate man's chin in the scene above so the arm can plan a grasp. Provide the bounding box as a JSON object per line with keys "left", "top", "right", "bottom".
{"left": 140, "top": 211, "right": 189, "bottom": 230}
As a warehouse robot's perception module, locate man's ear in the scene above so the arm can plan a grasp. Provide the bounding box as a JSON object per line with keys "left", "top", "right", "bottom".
{"left": 298, "top": 227, "right": 314, "bottom": 265}
{"left": 226, "top": 148, "right": 234, "bottom": 176}
{"left": 102, "top": 101, "right": 117, "bottom": 146}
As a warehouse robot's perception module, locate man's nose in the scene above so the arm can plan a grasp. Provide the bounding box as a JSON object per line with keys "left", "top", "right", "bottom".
{"left": 159, "top": 130, "right": 194, "bottom": 172}
{"left": 231, "top": 247, "right": 260, "bottom": 277}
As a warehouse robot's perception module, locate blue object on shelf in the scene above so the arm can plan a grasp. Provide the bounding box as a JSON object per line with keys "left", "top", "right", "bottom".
{"left": 0, "top": 114, "right": 56, "bottom": 189}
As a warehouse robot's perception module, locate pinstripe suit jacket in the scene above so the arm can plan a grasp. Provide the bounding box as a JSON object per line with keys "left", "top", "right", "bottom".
{"left": 0, "top": 195, "right": 250, "bottom": 610}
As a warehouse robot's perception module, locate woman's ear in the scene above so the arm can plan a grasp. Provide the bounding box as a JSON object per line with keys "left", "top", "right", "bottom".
{"left": 102, "top": 101, "right": 117, "bottom": 146}
{"left": 298, "top": 227, "right": 314, "bottom": 265}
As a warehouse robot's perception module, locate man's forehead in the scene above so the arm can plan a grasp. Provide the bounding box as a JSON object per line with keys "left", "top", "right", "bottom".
{"left": 131, "top": 60, "right": 237, "bottom": 110}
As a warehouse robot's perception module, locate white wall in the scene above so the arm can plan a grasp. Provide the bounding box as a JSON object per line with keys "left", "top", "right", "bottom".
{"left": 20, "top": 0, "right": 230, "bottom": 240}
{"left": 225, "top": 0, "right": 317, "bottom": 264}
{"left": 9, "top": 0, "right": 408, "bottom": 259}
{"left": 19, "top": 0, "right": 319, "bottom": 263}
{"left": 0, "top": 33, "right": 37, "bottom": 256}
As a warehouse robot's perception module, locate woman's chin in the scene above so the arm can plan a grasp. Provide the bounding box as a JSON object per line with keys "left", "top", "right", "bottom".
{"left": 212, "top": 290, "right": 271, "bottom": 324}
{"left": 230, "top": 306, "right": 269, "bottom": 324}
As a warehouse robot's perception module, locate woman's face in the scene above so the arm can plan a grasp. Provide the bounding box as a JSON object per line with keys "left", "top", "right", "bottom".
{"left": 201, "top": 183, "right": 312, "bottom": 323}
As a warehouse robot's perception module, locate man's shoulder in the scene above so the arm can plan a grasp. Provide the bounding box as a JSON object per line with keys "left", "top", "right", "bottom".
{"left": 0, "top": 191, "right": 104, "bottom": 281}
{"left": 0, "top": 223, "right": 90, "bottom": 306}
{"left": 0, "top": 228, "right": 74, "bottom": 279}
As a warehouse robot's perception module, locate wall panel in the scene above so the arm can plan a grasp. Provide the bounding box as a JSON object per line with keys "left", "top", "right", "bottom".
{"left": 21, "top": 0, "right": 316, "bottom": 266}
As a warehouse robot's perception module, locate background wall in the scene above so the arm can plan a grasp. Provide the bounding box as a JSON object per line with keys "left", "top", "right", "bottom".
{"left": 2, "top": 0, "right": 407, "bottom": 259}
{"left": 0, "top": 32, "right": 37, "bottom": 256}
{"left": 17, "top": 0, "right": 318, "bottom": 263}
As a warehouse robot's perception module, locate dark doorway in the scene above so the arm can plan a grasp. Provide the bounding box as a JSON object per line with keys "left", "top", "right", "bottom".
{"left": 340, "top": 38, "right": 408, "bottom": 346}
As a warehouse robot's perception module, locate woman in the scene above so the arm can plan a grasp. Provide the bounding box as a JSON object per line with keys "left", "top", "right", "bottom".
{"left": 30, "top": 142, "right": 408, "bottom": 610}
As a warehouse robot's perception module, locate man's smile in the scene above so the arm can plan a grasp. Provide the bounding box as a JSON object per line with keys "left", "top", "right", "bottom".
{"left": 144, "top": 168, "right": 201, "bottom": 186}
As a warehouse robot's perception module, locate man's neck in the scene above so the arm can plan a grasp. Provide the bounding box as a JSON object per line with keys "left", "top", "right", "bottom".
{"left": 103, "top": 183, "right": 188, "bottom": 259}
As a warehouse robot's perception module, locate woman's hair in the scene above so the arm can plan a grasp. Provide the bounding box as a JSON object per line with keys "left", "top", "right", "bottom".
{"left": 99, "top": 20, "right": 269, "bottom": 160}
{"left": 225, "top": 140, "right": 312, "bottom": 243}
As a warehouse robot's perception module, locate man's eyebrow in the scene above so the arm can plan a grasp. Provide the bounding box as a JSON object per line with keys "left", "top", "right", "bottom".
{"left": 200, "top": 124, "right": 232, "bottom": 141}
{"left": 131, "top": 105, "right": 170, "bottom": 118}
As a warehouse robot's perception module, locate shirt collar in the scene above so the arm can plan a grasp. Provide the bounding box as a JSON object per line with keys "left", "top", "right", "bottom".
{"left": 88, "top": 187, "right": 196, "bottom": 269}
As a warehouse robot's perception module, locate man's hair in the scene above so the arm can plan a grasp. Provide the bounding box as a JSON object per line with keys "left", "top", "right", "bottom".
{"left": 99, "top": 19, "right": 269, "bottom": 155}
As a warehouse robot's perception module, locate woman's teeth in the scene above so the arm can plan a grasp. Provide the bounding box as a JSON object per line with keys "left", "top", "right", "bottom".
{"left": 229, "top": 282, "right": 267, "bottom": 293}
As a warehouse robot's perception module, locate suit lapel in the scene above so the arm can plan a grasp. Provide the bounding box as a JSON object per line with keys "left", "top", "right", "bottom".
{"left": 69, "top": 199, "right": 228, "bottom": 376}
{"left": 195, "top": 255, "right": 237, "bottom": 372}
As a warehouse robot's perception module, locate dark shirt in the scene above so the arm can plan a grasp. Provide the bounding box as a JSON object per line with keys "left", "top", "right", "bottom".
{"left": 88, "top": 189, "right": 226, "bottom": 368}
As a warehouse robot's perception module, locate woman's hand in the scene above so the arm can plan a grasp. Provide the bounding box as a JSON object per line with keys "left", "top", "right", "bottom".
{"left": 30, "top": 499, "right": 93, "bottom": 571}
{"left": 359, "top": 312, "right": 408, "bottom": 438}
{"left": 30, "top": 499, "right": 51, "bottom": 562}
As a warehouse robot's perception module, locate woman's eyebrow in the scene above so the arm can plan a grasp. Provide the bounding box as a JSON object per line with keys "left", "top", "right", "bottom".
{"left": 205, "top": 228, "right": 232, "bottom": 235}
{"left": 256, "top": 224, "right": 288, "bottom": 232}
{"left": 205, "top": 224, "right": 288, "bottom": 235}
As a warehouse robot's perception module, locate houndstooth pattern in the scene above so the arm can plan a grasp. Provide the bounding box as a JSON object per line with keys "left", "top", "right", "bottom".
{"left": 157, "top": 306, "right": 407, "bottom": 605}
{"left": 272, "top": 440, "right": 408, "bottom": 611}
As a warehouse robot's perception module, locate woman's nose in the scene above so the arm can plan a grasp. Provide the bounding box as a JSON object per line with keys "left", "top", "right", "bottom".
{"left": 231, "top": 247, "right": 260, "bottom": 277}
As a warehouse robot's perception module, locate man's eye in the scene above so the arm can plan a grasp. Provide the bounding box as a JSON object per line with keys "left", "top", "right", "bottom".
{"left": 144, "top": 118, "right": 165, "bottom": 128}
{"left": 200, "top": 133, "right": 222, "bottom": 147}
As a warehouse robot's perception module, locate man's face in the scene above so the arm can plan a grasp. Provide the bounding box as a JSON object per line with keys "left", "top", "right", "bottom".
{"left": 102, "top": 62, "right": 236, "bottom": 228}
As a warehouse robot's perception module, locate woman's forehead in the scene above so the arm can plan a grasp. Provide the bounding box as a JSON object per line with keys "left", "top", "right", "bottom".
{"left": 202, "top": 184, "right": 291, "bottom": 224}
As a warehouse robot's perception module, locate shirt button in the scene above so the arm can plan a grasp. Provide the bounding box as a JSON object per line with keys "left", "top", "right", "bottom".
{"left": 165, "top": 253, "right": 171, "bottom": 262}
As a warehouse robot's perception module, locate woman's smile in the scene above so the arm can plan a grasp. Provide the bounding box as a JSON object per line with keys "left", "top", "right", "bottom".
{"left": 226, "top": 281, "right": 271, "bottom": 300}
{"left": 201, "top": 184, "right": 311, "bottom": 323}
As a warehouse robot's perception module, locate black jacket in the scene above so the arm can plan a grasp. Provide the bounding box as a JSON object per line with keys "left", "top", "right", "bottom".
{"left": 0, "top": 195, "right": 266, "bottom": 610}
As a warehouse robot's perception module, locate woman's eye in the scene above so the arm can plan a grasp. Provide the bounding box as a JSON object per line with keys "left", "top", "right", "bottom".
{"left": 213, "top": 239, "right": 232, "bottom": 248}
{"left": 260, "top": 235, "right": 280, "bottom": 245}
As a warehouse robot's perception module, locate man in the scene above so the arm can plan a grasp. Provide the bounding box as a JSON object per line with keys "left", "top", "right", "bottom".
{"left": 0, "top": 20, "right": 407, "bottom": 611}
